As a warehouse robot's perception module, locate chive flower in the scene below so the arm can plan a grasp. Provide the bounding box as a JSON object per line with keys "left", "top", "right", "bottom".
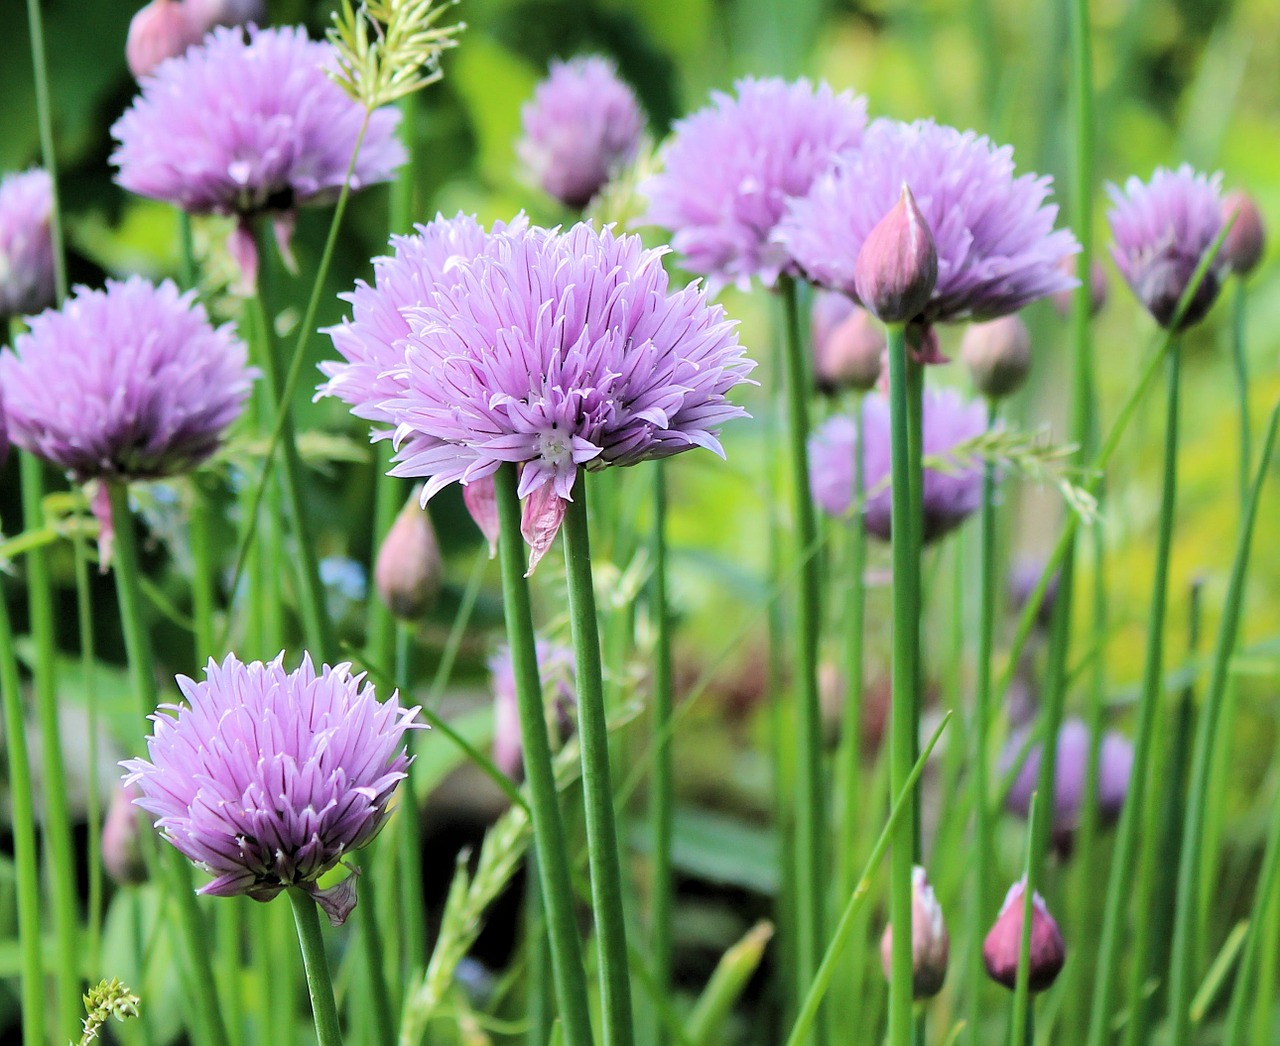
{"left": 641, "top": 77, "right": 867, "bottom": 293}
{"left": 0, "top": 168, "right": 56, "bottom": 321}
{"left": 122, "top": 653, "right": 422, "bottom": 925}
{"left": 490, "top": 640, "right": 577, "bottom": 781}
{"left": 0, "top": 277, "right": 253, "bottom": 482}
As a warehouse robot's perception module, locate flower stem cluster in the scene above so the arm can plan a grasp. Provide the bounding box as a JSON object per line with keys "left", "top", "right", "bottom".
{"left": 328, "top": 0, "right": 466, "bottom": 109}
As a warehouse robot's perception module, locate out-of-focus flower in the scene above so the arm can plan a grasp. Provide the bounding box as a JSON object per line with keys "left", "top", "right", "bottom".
{"left": 0, "top": 168, "right": 56, "bottom": 321}
{"left": 111, "top": 25, "right": 405, "bottom": 284}
{"left": 853, "top": 185, "right": 938, "bottom": 324}
{"left": 641, "top": 77, "right": 867, "bottom": 293}
{"left": 385, "top": 222, "right": 755, "bottom": 569}
{"left": 490, "top": 640, "right": 576, "bottom": 781}
{"left": 122, "top": 653, "right": 422, "bottom": 925}
{"left": 185, "top": 0, "right": 265, "bottom": 33}
{"left": 880, "top": 865, "right": 950, "bottom": 999}
{"left": 375, "top": 492, "right": 442, "bottom": 620}
{"left": 809, "top": 387, "right": 988, "bottom": 543}
{"left": 0, "top": 277, "right": 253, "bottom": 482}
{"left": 102, "top": 782, "right": 150, "bottom": 886}
{"left": 1009, "top": 558, "right": 1061, "bottom": 632}
{"left": 126, "top": 0, "right": 204, "bottom": 80}
{"left": 1051, "top": 257, "right": 1108, "bottom": 317}
{"left": 518, "top": 56, "right": 645, "bottom": 210}
{"left": 778, "top": 118, "right": 1078, "bottom": 326}
{"left": 983, "top": 879, "right": 1066, "bottom": 992}
{"left": 810, "top": 291, "right": 883, "bottom": 394}
{"left": 1106, "top": 165, "right": 1224, "bottom": 330}
{"left": 961, "top": 314, "right": 1032, "bottom": 399}
{"left": 1221, "top": 189, "right": 1266, "bottom": 277}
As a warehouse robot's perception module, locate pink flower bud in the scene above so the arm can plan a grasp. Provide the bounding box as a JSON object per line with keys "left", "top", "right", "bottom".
{"left": 880, "top": 865, "right": 950, "bottom": 999}
{"left": 1052, "top": 257, "right": 1108, "bottom": 317}
{"left": 374, "top": 493, "right": 442, "bottom": 620}
{"left": 853, "top": 185, "right": 938, "bottom": 324}
{"left": 126, "top": 0, "right": 202, "bottom": 80}
{"left": 983, "top": 879, "right": 1066, "bottom": 992}
{"left": 961, "top": 315, "right": 1032, "bottom": 399}
{"left": 102, "top": 783, "right": 150, "bottom": 886}
{"left": 1221, "top": 189, "right": 1265, "bottom": 277}
{"left": 811, "top": 292, "right": 884, "bottom": 394}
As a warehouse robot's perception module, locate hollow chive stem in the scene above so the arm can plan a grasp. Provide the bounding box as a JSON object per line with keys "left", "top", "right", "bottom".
{"left": 1011, "top": 792, "right": 1041, "bottom": 1046}
{"left": 650, "top": 460, "right": 675, "bottom": 1043}
{"left": 1230, "top": 278, "right": 1251, "bottom": 508}
{"left": 288, "top": 889, "right": 345, "bottom": 1046}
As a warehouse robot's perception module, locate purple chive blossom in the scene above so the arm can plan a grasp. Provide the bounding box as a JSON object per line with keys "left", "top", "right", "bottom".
{"left": 641, "top": 78, "right": 867, "bottom": 294}
{"left": 1106, "top": 165, "right": 1225, "bottom": 330}
{"left": 111, "top": 25, "right": 405, "bottom": 282}
{"left": 0, "top": 277, "right": 253, "bottom": 482}
{"left": 122, "top": 653, "right": 422, "bottom": 925}
{"left": 518, "top": 56, "right": 646, "bottom": 210}
{"left": 809, "top": 386, "right": 988, "bottom": 543}
{"left": 490, "top": 640, "right": 577, "bottom": 781}
{"left": 385, "top": 222, "right": 756, "bottom": 569}
{"left": 778, "top": 118, "right": 1079, "bottom": 325}
{"left": 0, "top": 168, "right": 56, "bottom": 321}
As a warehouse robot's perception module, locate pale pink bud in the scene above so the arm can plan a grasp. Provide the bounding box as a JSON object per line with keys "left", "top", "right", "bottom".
{"left": 1052, "top": 257, "right": 1108, "bottom": 317}
{"left": 811, "top": 292, "right": 884, "bottom": 394}
{"left": 1221, "top": 189, "right": 1265, "bottom": 276}
{"left": 375, "top": 493, "right": 442, "bottom": 620}
{"left": 126, "top": 0, "right": 202, "bottom": 80}
{"left": 853, "top": 185, "right": 938, "bottom": 324}
{"left": 102, "top": 783, "right": 149, "bottom": 886}
{"left": 961, "top": 315, "right": 1032, "bottom": 399}
{"left": 880, "top": 865, "right": 950, "bottom": 999}
{"left": 983, "top": 879, "right": 1066, "bottom": 992}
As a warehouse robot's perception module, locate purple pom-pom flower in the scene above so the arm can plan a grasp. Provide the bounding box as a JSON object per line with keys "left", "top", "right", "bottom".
{"left": 0, "top": 168, "right": 56, "bottom": 321}
{"left": 809, "top": 386, "right": 988, "bottom": 543}
{"left": 0, "top": 276, "right": 253, "bottom": 482}
{"left": 518, "top": 56, "right": 646, "bottom": 210}
{"left": 1106, "top": 165, "right": 1225, "bottom": 330}
{"left": 384, "top": 221, "right": 756, "bottom": 569}
{"left": 111, "top": 25, "right": 405, "bottom": 285}
{"left": 122, "top": 652, "right": 423, "bottom": 925}
{"left": 641, "top": 77, "right": 867, "bottom": 294}
{"left": 778, "top": 119, "right": 1079, "bottom": 327}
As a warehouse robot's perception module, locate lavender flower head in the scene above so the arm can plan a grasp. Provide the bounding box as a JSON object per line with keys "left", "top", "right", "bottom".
{"left": 111, "top": 25, "right": 405, "bottom": 281}
{"left": 518, "top": 56, "right": 646, "bottom": 210}
{"left": 0, "top": 277, "right": 253, "bottom": 482}
{"left": 385, "top": 221, "right": 756, "bottom": 568}
{"left": 641, "top": 78, "right": 867, "bottom": 293}
{"left": 490, "top": 640, "right": 576, "bottom": 781}
{"left": 809, "top": 386, "right": 988, "bottom": 543}
{"left": 0, "top": 168, "right": 56, "bottom": 320}
{"left": 122, "top": 653, "right": 422, "bottom": 925}
{"left": 778, "top": 119, "right": 1079, "bottom": 326}
{"left": 1106, "top": 165, "right": 1225, "bottom": 329}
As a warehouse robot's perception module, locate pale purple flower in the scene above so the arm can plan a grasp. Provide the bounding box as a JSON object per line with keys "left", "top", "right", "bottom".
{"left": 0, "top": 168, "right": 56, "bottom": 320}
{"left": 809, "top": 387, "right": 988, "bottom": 543}
{"left": 778, "top": 118, "right": 1079, "bottom": 325}
{"left": 641, "top": 78, "right": 867, "bottom": 293}
{"left": 1106, "top": 165, "right": 1225, "bottom": 329}
{"left": 122, "top": 653, "right": 422, "bottom": 925}
{"left": 385, "top": 222, "right": 755, "bottom": 567}
{"left": 0, "top": 277, "right": 253, "bottom": 482}
{"left": 490, "top": 640, "right": 576, "bottom": 781}
{"left": 518, "top": 56, "right": 646, "bottom": 209}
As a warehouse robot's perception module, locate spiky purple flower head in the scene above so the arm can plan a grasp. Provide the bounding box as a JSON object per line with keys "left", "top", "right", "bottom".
{"left": 0, "top": 168, "right": 56, "bottom": 321}
{"left": 490, "top": 639, "right": 576, "bottom": 781}
{"left": 641, "top": 78, "right": 867, "bottom": 294}
{"left": 0, "top": 276, "right": 253, "bottom": 482}
{"left": 385, "top": 221, "right": 756, "bottom": 569}
{"left": 1106, "top": 165, "right": 1225, "bottom": 329}
{"left": 122, "top": 652, "right": 422, "bottom": 925}
{"left": 809, "top": 386, "right": 988, "bottom": 543}
{"left": 778, "top": 119, "right": 1079, "bottom": 327}
{"left": 111, "top": 25, "right": 405, "bottom": 282}
{"left": 518, "top": 56, "right": 646, "bottom": 210}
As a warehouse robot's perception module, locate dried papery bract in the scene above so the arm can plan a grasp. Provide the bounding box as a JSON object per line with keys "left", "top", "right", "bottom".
{"left": 328, "top": 0, "right": 466, "bottom": 109}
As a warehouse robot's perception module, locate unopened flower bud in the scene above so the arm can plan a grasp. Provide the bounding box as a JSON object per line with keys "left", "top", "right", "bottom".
{"left": 102, "top": 783, "right": 149, "bottom": 886}
{"left": 854, "top": 184, "right": 938, "bottom": 324}
{"left": 1052, "top": 258, "right": 1108, "bottom": 317}
{"left": 983, "top": 879, "right": 1066, "bottom": 992}
{"left": 811, "top": 292, "right": 883, "bottom": 394}
{"left": 1221, "top": 190, "right": 1265, "bottom": 277}
{"left": 961, "top": 315, "right": 1031, "bottom": 399}
{"left": 880, "top": 865, "right": 950, "bottom": 999}
{"left": 126, "top": 0, "right": 202, "bottom": 80}
{"left": 375, "top": 493, "right": 442, "bottom": 620}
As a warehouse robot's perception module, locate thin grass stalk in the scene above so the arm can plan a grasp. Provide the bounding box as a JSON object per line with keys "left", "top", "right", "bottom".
{"left": 777, "top": 275, "right": 827, "bottom": 1042}
{"left": 289, "top": 889, "right": 345, "bottom": 1046}
{"left": 885, "top": 319, "right": 918, "bottom": 1046}
{"left": 494, "top": 463, "right": 594, "bottom": 1046}
{"left": 0, "top": 581, "right": 45, "bottom": 1046}
{"left": 1250, "top": 823, "right": 1280, "bottom": 1046}
{"left": 72, "top": 522, "right": 104, "bottom": 979}
{"left": 1165, "top": 401, "right": 1280, "bottom": 1045}
{"left": 650, "top": 460, "right": 675, "bottom": 1042}
{"left": 25, "top": 0, "right": 66, "bottom": 304}
{"left": 562, "top": 484, "right": 636, "bottom": 1046}
{"left": 354, "top": 846, "right": 396, "bottom": 1046}
{"left": 527, "top": 855, "right": 554, "bottom": 1046}
{"left": 1230, "top": 278, "right": 1250, "bottom": 507}
{"left": 1012, "top": 792, "right": 1041, "bottom": 1046}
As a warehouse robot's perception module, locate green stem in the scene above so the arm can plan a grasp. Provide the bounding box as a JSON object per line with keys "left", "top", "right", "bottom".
{"left": 885, "top": 320, "right": 918, "bottom": 1046}
{"left": 189, "top": 477, "right": 216, "bottom": 659}
{"left": 837, "top": 396, "right": 867, "bottom": 896}
{"left": 494, "top": 464, "right": 594, "bottom": 1046}
{"left": 650, "top": 461, "right": 675, "bottom": 1042}
{"left": 526, "top": 855, "right": 554, "bottom": 1046}
{"left": 289, "top": 889, "right": 345, "bottom": 1046}
{"left": 778, "top": 275, "right": 826, "bottom": 1041}
{"left": 1165, "top": 402, "right": 1280, "bottom": 1044}
{"left": 25, "top": 0, "right": 67, "bottom": 304}
{"left": 1230, "top": 278, "right": 1250, "bottom": 509}
{"left": 562, "top": 483, "right": 635, "bottom": 1046}
{"left": 0, "top": 582, "right": 46, "bottom": 1046}
{"left": 367, "top": 453, "right": 403, "bottom": 671}
{"left": 354, "top": 847, "right": 396, "bottom": 1045}
{"left": 73, "top": 520, "right": 103, "bottom": 981}
{"left": 1012, "top": 792, "right": 1041, "bottom": 1046}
